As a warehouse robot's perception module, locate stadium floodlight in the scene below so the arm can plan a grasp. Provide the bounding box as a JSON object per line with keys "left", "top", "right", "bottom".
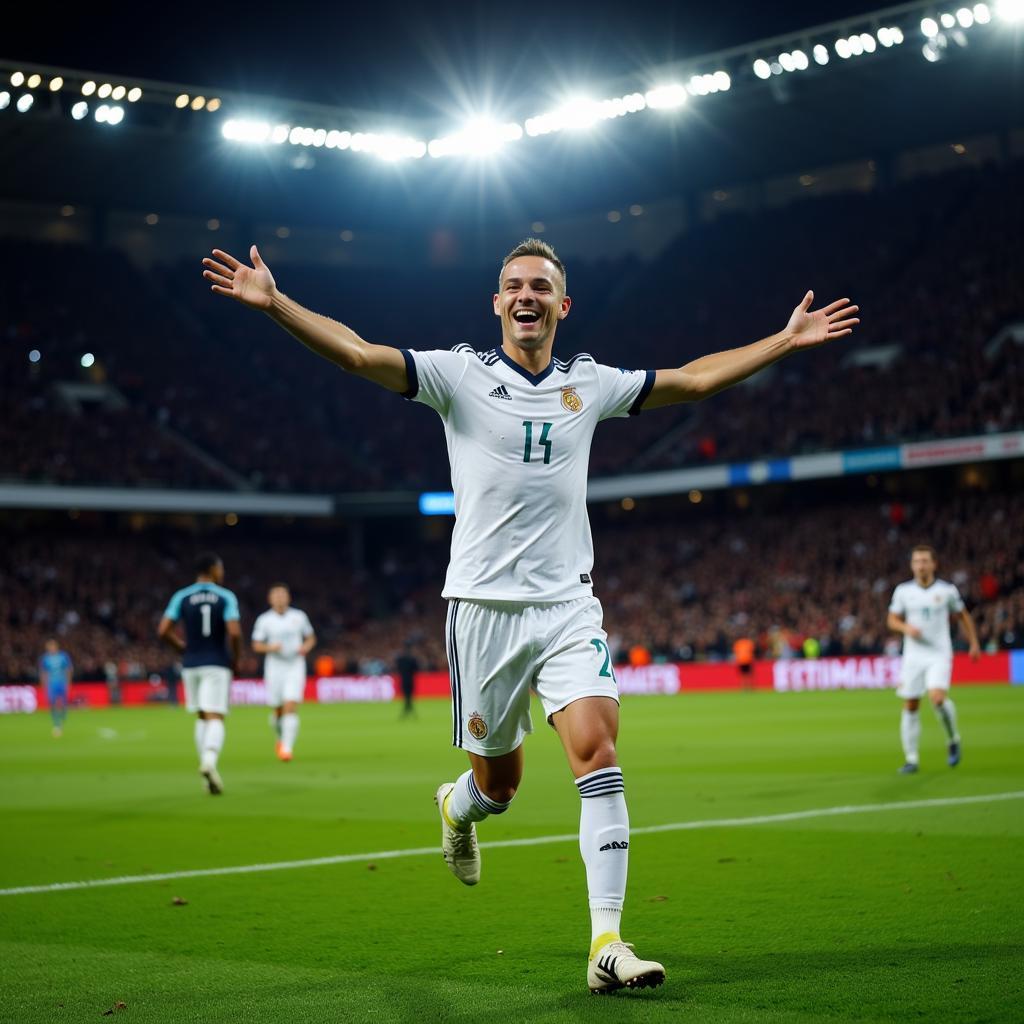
{"left": 848, "top": 34, "right": 865, "bottom": 54}
{"left": 974, "top": 3, "right": 991, "bottom": 22}
{"left": 752, "top": 58, "right": 772, "bottom": 79}
{"left": 779, "top": 51, "right": 796, "bottom": 72}
{"left": 111, "top": 85, "right": 126, "bottom": 101}
{"left": 98, "top": 82, "right": 112, "bottom": 98}
{"left": 713, "top": 70, "right": 731, "bottom": 90}
{"left": 922, "top": 41, "right": 941, "bottom": 59}
{"left": 813, "top": 44, "right": 830, "bottom": 64}
{"left": 222, "top": 118, "right": 272, "bottom": 143}
{"left": 49, "top": 76, "right": 63, "bottom": 91}
{"left": 191, "top": 96, "right": 206, "bottom": 111}
{"left": 71, "top": 100, "right": 88, "bottom": 120}
{"left": 921, "top": 16, "right": 940, "bottom": 35}
{"left": 996, "top": 0, "right": 1022, "bottom": 19}
{"left": 207, "top": 98, "right": 221, "bottom": 112}
{"left": 107, "top": 105, "right": 124, "bottom": 125}
{"left": 82, "top": 80, "right": 96, "bottom": 96}
{"left": 127, "top": 87, "right": 142, "bottom": 102}
{"left": 558, "top": 96, "right": 602, "bottom": 130}
{"left": 80, "top": 353, "right": 95, "bottom": 368}
{"left": 0, "top": 91, "right": 9, "bottom": 110}
{"left": 27, "top": 73, "right": 42, "bottom": 88}
{"left": 645, "top": 83, "right": 687, "bottom": 108}
{"left": 428, "top": 118, "right": 524, "bottom": 158}
{"left": 10, "top": 71, "right": 24, "bottom": 87}
{"left": 941, "top": 12, "right": 956, "bottom": 26}
{"left": 312, "top": 128, "right": 327, "bottom": 147}
{"left": 956, "top": 6, "right": 974, "bottom": 25}
{"left": 270, "top": 123, "right": 289, "bottom": 144}
{"left": 791, "top": 49, "right": 809, "bottom": 70}
{"left": 175, "top": 93, "right": 189, "bottom": 109}
{"left": 770, "top": 61, "right": 783, "bottom": 74}
{"left": 16, "top": 93, "right": 33, "bottom": 113}
{"left": 29, "top": 349, "right": 41, "bottom": 363}
{"left": 835, "top": 37, "right": 852, "bottom": 58}
{"left": 95, "top": 104, "right": 109, "bottom": 123}
{"left": 860, "top": 32, "right": 877, "bottom": 51}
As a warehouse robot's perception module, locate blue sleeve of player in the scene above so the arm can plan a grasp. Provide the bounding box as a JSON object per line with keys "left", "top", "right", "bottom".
{"left": 222, "top": 589, "right": 240, "bottom": 622}
{"left": 163, "top": 588, "right": 185, "bottom": 621}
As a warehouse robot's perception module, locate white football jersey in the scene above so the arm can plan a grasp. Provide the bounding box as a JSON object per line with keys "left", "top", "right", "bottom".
{"left": 888, "top": 579, "right": 964, "bottom": 657}
{"left": 403, "top": 344, "right": 654, "bottom": 602}
{"left": 252, "top": 607, "right": 314, "bottom": 664}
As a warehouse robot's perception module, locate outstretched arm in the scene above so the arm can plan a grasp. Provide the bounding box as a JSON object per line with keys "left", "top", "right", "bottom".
{"left": 642, "top": 291, "right": 859, "bottom": 409}
{"left": 202, "top": 246, "right": 409, "bottom": 393}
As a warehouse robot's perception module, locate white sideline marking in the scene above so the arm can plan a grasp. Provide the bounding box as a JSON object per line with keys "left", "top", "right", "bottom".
{"left": 3, "top": 790, "right": 1021, "bottom": 897}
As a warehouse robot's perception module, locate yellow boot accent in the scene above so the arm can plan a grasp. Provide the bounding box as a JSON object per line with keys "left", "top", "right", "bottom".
{"left": 589, "top": 931, "right": 622, "bottom": 959}
{"left": 441, "top": 792, "right": 461, "bottom": 830}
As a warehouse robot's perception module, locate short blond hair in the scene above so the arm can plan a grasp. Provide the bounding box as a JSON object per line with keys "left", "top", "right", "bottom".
{"left": 499, "top": 238, "right": 566, "bottom": 290}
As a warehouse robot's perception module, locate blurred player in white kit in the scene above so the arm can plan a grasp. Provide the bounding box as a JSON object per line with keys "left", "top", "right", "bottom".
{"left": 252, "top": 584, "right": 316, "bottom": 761}
{"left": 888, "top": 545, "right": 980, "bottom": 774}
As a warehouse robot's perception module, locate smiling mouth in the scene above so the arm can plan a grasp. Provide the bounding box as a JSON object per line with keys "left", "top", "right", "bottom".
{"left": 512, "top": 309, "right": 541, "bottom": 326}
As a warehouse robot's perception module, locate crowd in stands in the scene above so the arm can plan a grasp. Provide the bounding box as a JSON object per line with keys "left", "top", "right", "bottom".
{"left": 2, "top": 157, "right": 1022, "bottom": 492}
{"left": 2, "top": 489, "right": 1020, "bottom": 684}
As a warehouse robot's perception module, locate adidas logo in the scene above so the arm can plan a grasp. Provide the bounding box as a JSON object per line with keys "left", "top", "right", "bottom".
{"left": 599, "top": 840, "right": 629, "bottom": 851}
{"left": 488, "top": 385, "right": 512, "bottom": 400}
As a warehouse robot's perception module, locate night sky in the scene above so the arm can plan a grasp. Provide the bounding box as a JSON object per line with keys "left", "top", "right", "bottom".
{"left": 7, "top": 1, "right": 888, "bottom": 120}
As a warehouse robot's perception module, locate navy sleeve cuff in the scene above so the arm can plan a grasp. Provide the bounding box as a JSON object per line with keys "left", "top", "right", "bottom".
{"left": 628, "top": 369, "right": 656, "bottom": 416}
{"left": 400, "top": 349, "right": 419, "bottom": 400}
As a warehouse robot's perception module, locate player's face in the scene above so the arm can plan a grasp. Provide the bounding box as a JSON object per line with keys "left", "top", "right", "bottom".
{"left": 45, "top": 639, "right": 58, "bottom": 654}
{"left": 269, "top": 587, "right": 290, "bottom": 612}
{"left": 911, "top": 551, "right": 936, "bottom": 582}
{"left": 210, "top": 561, "right": 225, "bottom": 584}
{"left": 493, "top": 256, "right": 571, "bottom": 352}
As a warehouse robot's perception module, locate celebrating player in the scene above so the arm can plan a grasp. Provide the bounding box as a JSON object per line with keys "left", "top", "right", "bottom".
{"left": 252, "top": 583, "right": 316, "bottom": 761}
{"left": 888, "top": 544, "right": 981, "bottom": 774}
{"left": 39, "top": 638, "right": 73, "bottom": 737}
{"left": 158, "top": 552, "right": 242, "bottom": 795}
{"left": 202, "top": 237, "right": 857, "bottom": 993}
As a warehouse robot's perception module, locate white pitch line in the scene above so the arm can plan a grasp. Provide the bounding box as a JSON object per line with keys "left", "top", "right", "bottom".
{"left": 3, "top": 789, "right": 1021, "bottom": 898}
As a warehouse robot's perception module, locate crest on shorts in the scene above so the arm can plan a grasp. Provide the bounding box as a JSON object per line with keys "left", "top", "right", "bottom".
{"left": 467, "top": 711, "right": 488, "bottom": 740}
{"left": 561, "top": 386, "right": 583, "bottom": 413}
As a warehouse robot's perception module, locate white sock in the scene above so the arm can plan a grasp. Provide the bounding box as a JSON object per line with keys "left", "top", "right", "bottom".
{"left": 934, "top": 698, "right": 959, "bottom": 742}
{"left": 444, "top": 769, "right": 511, "bottom": 829}
{"left": 194, "top": 719, "right": 207, "bottom": 759}
{"left": 576, "top": 767, "right": 628, "bottom": 949}
{"left": 281, "top": 712, "right": 299, "bottom": 753}
{"left": 201, "top": 718, "right": 225, "bottom": 772}
{"left": 901, "top": 709, "right": 920, "bottom": 764}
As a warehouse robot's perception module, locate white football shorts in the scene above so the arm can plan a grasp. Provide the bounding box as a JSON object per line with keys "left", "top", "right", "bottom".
{"left": 182, "top": 665, "right": 232, "bottom": 715}
{"left": 264, "top": 660, "right": 307, "bottom": 706}
{"left": 896, "top": 655, "right": 952, "bottom": 699}
{"left": 445, "top": 596, "right": 619, "bottom": 756}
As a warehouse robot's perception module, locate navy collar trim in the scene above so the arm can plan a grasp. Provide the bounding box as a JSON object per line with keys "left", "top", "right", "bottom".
{"left": 496, "top": 346, "right": 555, "bottom": 386}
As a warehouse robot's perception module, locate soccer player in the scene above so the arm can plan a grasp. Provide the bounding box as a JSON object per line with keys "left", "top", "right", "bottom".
{"left": 202, "top": 238, "right": 857, "bottom": 993}
{"left": 251, "top": 583, "right": 316, "bottom": 761}
{"left": 158, "top": 552, "right": 242, "bottom": 795}
{"left": 887, "top": 544, "right": 981, "bottom": 774}
{"left": 39, "top": 639, "right": 72, "bottom": 737}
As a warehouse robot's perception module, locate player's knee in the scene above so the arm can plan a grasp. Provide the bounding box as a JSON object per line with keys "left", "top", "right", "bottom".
{"left": 574, "top": 739, "right": 618, "bottom": 776}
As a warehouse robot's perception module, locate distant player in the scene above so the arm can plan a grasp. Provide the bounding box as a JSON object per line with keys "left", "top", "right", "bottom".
{"left": 251, "top": 584, "right": 316, "bottom": 761}
{"left": 39, "top": 639, "right": 72, "bottom": 737}
{"left": 203, "top": 237, "right": 857, "bottom": 993}
{"left": 158, "top": 552, "right": 242, "bottom": 795}
{"left": 887, "top": 545, "right": 981, "bottom": 774}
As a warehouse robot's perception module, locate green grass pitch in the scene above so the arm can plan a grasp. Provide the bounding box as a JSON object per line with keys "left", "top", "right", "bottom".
{"left": 2, "top": 687, "right": 1022, "bottom": 1023}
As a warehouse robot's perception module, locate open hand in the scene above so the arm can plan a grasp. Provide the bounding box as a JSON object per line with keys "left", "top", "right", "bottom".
{"left": 202, "top": 245, "right": 276, "bottom": 310}
{"left": 786, "top": 291, "right": 859, "bottom": 350}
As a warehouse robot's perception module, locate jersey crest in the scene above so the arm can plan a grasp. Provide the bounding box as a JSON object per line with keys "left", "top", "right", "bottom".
{"left": 560, "top": 386, "right": 583, "bottom": 413}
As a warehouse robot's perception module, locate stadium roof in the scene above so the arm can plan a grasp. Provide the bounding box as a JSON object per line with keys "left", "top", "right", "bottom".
{"left": 1, "top": 2, "right": 1021, "bottom": 229}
